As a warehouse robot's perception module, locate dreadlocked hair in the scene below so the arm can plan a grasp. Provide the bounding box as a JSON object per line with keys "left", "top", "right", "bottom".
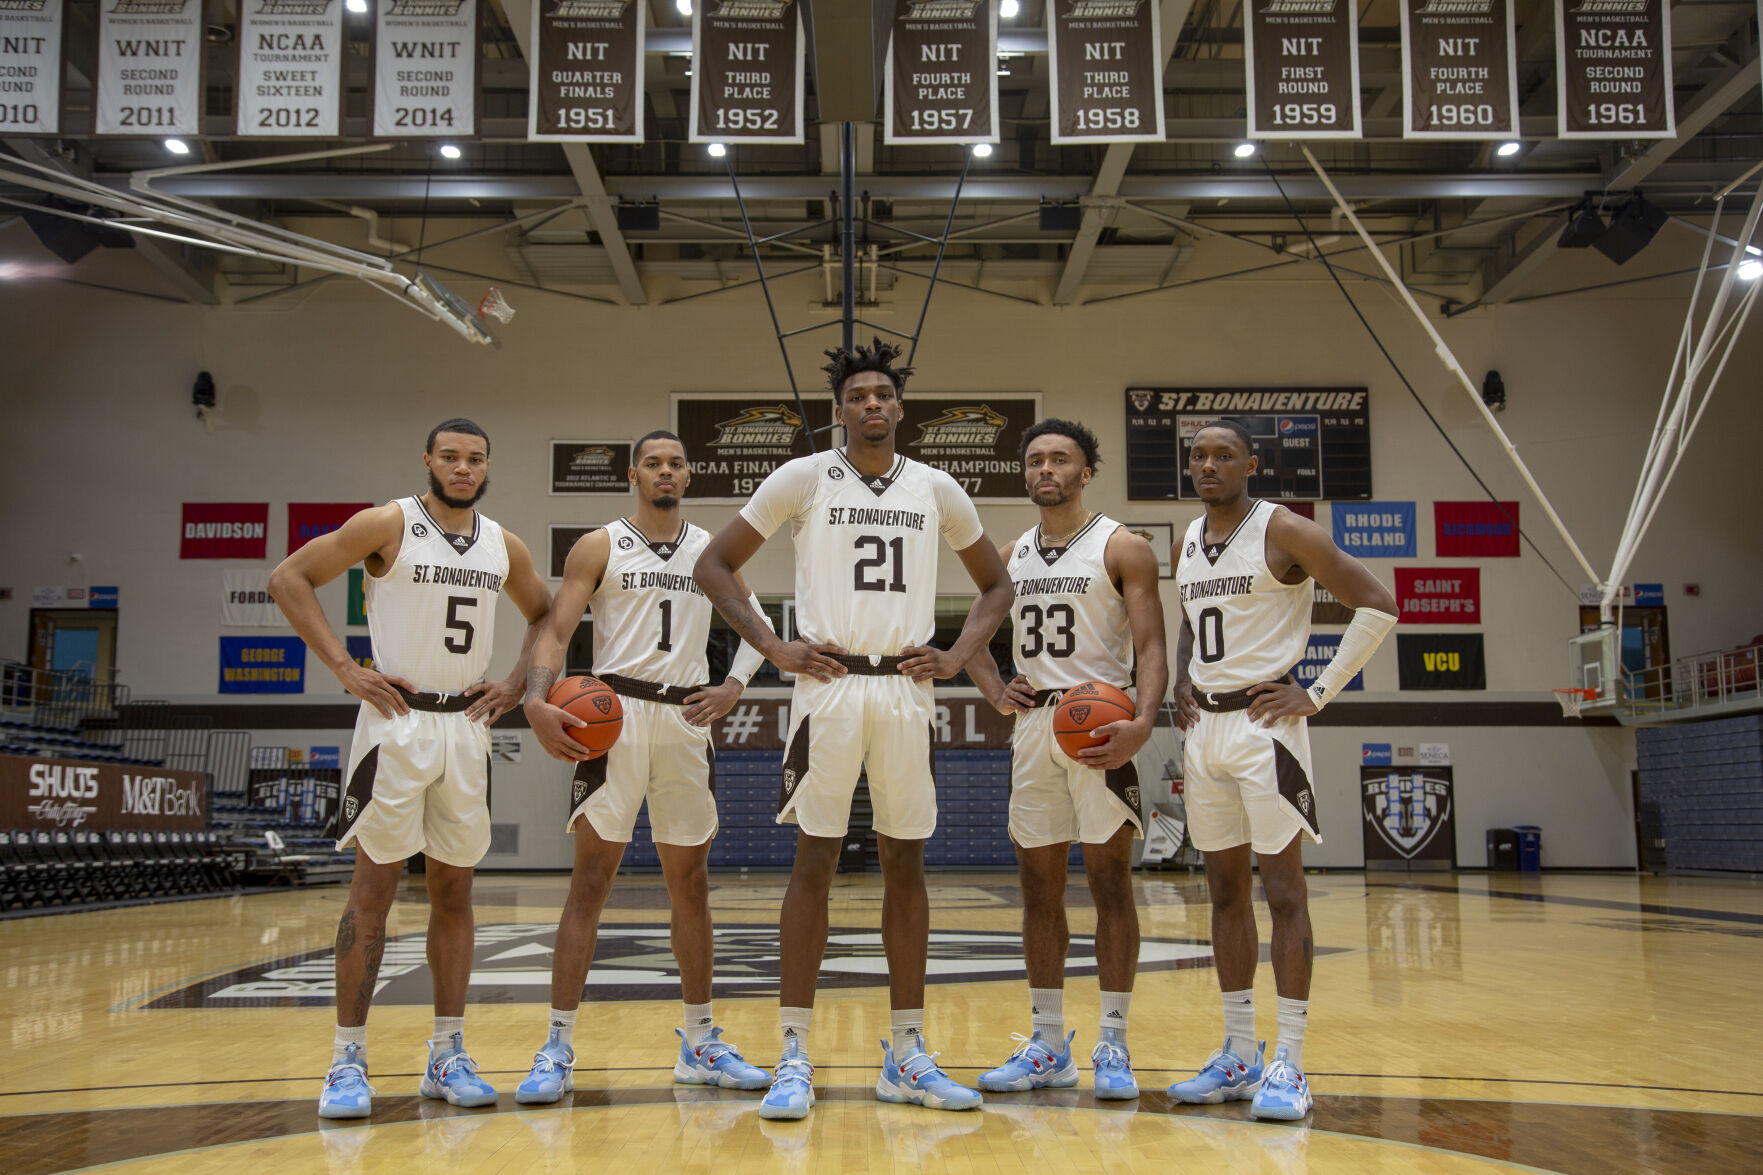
{"left": 823, "top": 337, "right": 914, "bottom": 401}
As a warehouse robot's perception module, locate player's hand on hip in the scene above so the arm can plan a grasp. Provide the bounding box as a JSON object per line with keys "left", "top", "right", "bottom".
{"left": 773, "top": 640, "right": 848, "bottom": 683}
{"left": 1174, "top": 681, "right": 1200, "bottom": 731}
{"left": 341, "top": 664, "right": 415, "bottom": 719}
{"left": 987, "top": 673, "right": 1035, "bottom": 715}
{"left": 523, "top": 699, "right": 595, "bottom": 762}
{"left": 463, "top": 678, "right": 520, "bottom": 725}
{"left": 683, "top": 679, "right": 743, "bottom": 727}
{"left": 1246, "top": 680, "right": 1318, "bottom": 725}
{"left": 1078, "top": 716, "right": 1153, "bottom": 771}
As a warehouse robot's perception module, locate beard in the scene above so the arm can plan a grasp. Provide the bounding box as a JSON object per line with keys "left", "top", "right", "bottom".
{"left": 650, "top": 493, "right": 679, "bottom": 511}
{"left": 1030, "top": 480, "right": 1075, "bottom": 507}
{"left": 429, "top": 470, "right": 489, "bottom": 510}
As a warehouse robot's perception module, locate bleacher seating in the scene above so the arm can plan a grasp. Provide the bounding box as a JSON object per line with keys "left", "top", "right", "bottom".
{"left": 0, "top": 827, "right": 236, "bottom": 911}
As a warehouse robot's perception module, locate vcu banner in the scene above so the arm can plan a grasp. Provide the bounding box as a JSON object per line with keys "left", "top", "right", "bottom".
{"left": 883, "top": 0, "right": 998, "bottom": 147}
{"left": 528, "top": 0, "right": 645, "bottom": 141}
{"left": 1554, "top": 0, "right": 1674, "bottom": 139}
{"left": 95, "top": 0, "right": 205, "bottom": 137}
{"left": 1048, "top": 0, "right": 1164, "bottom": 144}
{"left": 0, "top": 0, "right": 63, "bottom": 135}
{"left": 1245, "top": 0, "right": 1361, "bottom": 139}
{"left": 236, "top": 0, "right": 346, "bottom": 138}
{"left": 1396, "top": 632, "right": 1486, "bottom": 689}
{"left": 690, "top": 0, "right": 804, "bottom": 144}
{"left": 373, "top": 0, "right": 479, "bottom": 138}
{"left": 1400, "top": 0, "right": 1518, "bottom": 139}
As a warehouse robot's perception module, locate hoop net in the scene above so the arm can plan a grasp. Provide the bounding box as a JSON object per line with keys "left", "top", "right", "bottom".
{"left": 477, "top": 286, "right": 516, "bottom": 324}
{"left": 1553, "top": 687, "right": 1598, "bottom": 718}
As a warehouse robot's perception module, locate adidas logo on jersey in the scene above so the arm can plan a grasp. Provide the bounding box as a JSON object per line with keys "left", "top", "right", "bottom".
{"left": 656, "top": 545, "right": 673, "bottom": 556}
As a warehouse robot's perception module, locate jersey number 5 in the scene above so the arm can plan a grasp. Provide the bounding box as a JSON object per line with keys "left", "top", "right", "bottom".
{"left": 853, "top": 535, "right": 906, "bottom": 593}
{"left": 444, "top": 596, "right": 477, "bottom": 654}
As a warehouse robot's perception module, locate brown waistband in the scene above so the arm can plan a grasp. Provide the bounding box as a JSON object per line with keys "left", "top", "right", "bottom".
{"left": 1192, "top": 675, "right": 1294, "bottom": 714}
{"left": 1030, "top": 689, "right": 1064, "bottom": 709}
{"left": 396, "top": 687, "right": 475, "bottom": 713}
{"left": 830, "top": 653, "right": 909, "bottom": 675}
{"left": 597, "top": 673, "right": 702, "bottom": 706}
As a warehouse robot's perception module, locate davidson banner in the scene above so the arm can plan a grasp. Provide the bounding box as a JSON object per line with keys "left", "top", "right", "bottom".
{"left": 690, "top": 0, "right": 804, "bottom": 144}
{"left": 900, "top": 395, "right": 1041, "bottom": 501}
{"left": 95, "top": 0, "right": 205, "bottom": 137}
{"left": 1048, "top": 0, "right": 1164, "bottom": 144}
{"left": 373, "top": 0, "right": 479, "bottom": 138}
{"left": 883, "top": 0, "right": 998, "bottom": 147}
{"left": 1554, "top": 0, "right": 1674, "bottom": 139}
{"left": 0, "top": 0, "right": 63, "bottom": 135}
{"left": 1400, "top": 0, "right": 1519, "bottom": 139}
{"left": 236, "top": 0, "right": 346, "bottom": 137}
{"left": 1245, "top": 0, "right": 1362, "bottom": 140}
{"left": 528, "top": 0, "right": 645, "bottom": 141}
{"left": 672, "top": 394, "right": 833, "bottom": 502}
{"left": 1362, "top": 766, "right": 1457, "bottom": 867}
{"left": 1, "top": 753, "right": 207, "bottom": 832}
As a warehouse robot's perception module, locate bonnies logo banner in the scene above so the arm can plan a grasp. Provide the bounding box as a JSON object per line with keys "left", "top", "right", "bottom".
{"left": 673, "top": 394, "right": 833, "bottom": 501}
{"left": 883, "top": 0, "right": 998, "bottom": 146}
{"left": 900, "top": 394, "right": 1041, "bottom": 501}
{"left": 237, "top": 0, "right": 344, "bottom": 137}
{"left": 1554, "top": 0, "right": 1673, "bottom": 138}
{"left": 1245, "top": 0, "right": 1362, "bottom": 139}
{"left": 0, "top": 0, "right": 62, "bottom": 135}
{"left": 1048, "top": 0, "right": 1165, "bottom": 144}
{"left": 530, "top": 0, "right": 644, "bottom": 141}
{"left": 690, "top": 0, "right": 804, "bottom": 144}
{"left": 1400, "top": 0, "right": 1518, "bottom": 139}
{"left": 95, "top": 0, "right": 202, "bottom": 136}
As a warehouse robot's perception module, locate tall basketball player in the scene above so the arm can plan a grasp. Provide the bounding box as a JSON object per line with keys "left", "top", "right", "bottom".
{"left": 268, "top": 418, "right": 553, "bottom": 1119}
{"left": 1168, "top": 420, "right": 1396, "bottom": 1120}
{"left": 695, "top": 340, "right": 1014, "bottom": 1120}
{"left": 513, "top": 430, "right": 773, "bottom": 1103}
{"left": 965, "top": 419, "right": 1168, "bottom": 1101}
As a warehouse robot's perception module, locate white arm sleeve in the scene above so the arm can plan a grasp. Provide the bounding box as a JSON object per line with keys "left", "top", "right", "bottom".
{"left": 931, "top": 469, "right": 986, "bottom": 550}
{"left": 727, "top": 592, "right": 774, "bottom": 684}
{"left": 1309, "top": 606, "right": 1397, "bottom": 708}
{"left": 738, "top": 456, "right": 818, "bottom": 539}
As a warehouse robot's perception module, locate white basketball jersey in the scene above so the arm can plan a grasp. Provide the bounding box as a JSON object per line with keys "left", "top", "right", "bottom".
{"left": 1176, "top": 500, "right": 1310, "bottom": 693}
{"left": 741, "top": 450, "right": 985, "bottom": 655}
{"left": 590, "top": 518, "right": 713, "bottom": 685}
{"left": 1006, "top": 515, "right": 1134, "bottom": 691}
{"left": 366, "top": 497, "right": 509, "bottom": 695}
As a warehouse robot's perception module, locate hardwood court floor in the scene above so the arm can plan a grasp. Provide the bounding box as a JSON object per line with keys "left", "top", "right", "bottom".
{"left": 3, "top": 869, "right": 1760, "bottom": 1173}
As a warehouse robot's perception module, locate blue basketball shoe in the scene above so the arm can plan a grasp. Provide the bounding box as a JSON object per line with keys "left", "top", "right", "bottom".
{"left": 318, "top": 1043, "right": 373, "bottom": 1119}
{"left": 1249, "top": 1045, "right": 1313, "bottom": 1120}
{"left": 420, "top": 1032, "right": 498, "bottom": 1108}
{"left": 515, "top": 1031, "right": 575, "bottom": 1105}
{"left": 977, "top": 1030, "right": 1078, "bottom": 1092}
{"left": 673, "top": 1026, "right": 771, "bottom": 1089}
{"left": 1167, "top": 1040, "right": 1264, "bottom": 1104}
{"left": 758, "top": 1039, "right": 815, "bottom": 1120}
{"left": 1090, "top": 1030, "right": 1139, "bottom": 1100}
{"left": 875, "top": 1038, "right": 983, "bottom": 1111}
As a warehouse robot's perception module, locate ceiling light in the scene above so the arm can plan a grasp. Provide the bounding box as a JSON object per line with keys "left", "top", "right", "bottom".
{"left": 163, "top": 138, "right": 190, "bottom": 155}
{"left": 676, "top": 0, "right": 692, "bottom": 14}
{"left": 345, "top": 0, "right": 366, "bottom": 12}
{"left": 1496, "top": 141, "right": 1522, "bottom": 158}
{"left": 707, "top": 142, "right": 727, "bottom": 158}
{"left": 438, "top": 143, "right": 462, "bottom": 160}
{"left": 972, "top": 143, "right": 993, "bottom": 158}
{"left": 1001, "top": 0, "right": 1020, "bottom": 16}
{"left": 1738, "top": 259, "right": 1763, "bottom": 281}
{"left": 1233, "top": 142, "right": 1256, "bottom": 158}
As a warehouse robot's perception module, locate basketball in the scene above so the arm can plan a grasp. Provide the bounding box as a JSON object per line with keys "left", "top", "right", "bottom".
{"left": 1052, "top": 682, "right": 1137, "bottom": 762}
{"left": 547, "top": 675, "right": 623, "bottom": 758}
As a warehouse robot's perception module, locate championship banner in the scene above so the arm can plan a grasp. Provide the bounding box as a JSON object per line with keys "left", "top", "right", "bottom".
{"left": 222, "top": 570, "right": 288, "bottom": 627}
{"left": 1434, "top": 500, "right": 1520, "bottom": 557}
{"left": 236, "top": 0, "right": 346, "bottom": 138}
{"left": 528, "top": 0, "right": 645, "bottom": 142}
{"left": 1396, "top": 632, "right": 1486, "bottom": 689}
{"left": 706, "top": 695, "right": 1015, "bottom": 751}
{"left": 1245, "top": 0, "right": 1362, "bottom": 139}
{"left": 1293, "top": 634, "right": 1365, "bottom": 692}
{"left": 1048, "top": 0, "right": 1164, "bottom": 144}
{"left": 689, "top": 0, "right": 804, "bottom": 144}
{"left": 672, "top": 393, "right": 833, "bottom": 502}
{"left": 373, "top": 0, "right": 479, "bottom": 138}
{"left": 1396, "top": 567, "right": 1481, "bottom": 624}
{"left": 181, "top": 503, "right": 269, "bottom": 559}
{"left": 288, "top": 502, "right": 373, "bottom": 554}
{"left": 1554, "top": 0, "right": 1674, "bottom": 139}
{"left": 550, "top": 440, "right": 632, "bottom": 494}
{"left": 1332, "top": 501, "right": 1415, "bottom": 557}
{"left": 1362, "top": 766, "right": 1456, "bottom": 867}
{"left": 219, "top": 635, "right": 307, "bottom": 694}
{"left": 882, "top": 0, "right": 998, "bottom": 146}
{"left": 900, "top": 395, "right": 1040, "bottom": 501}
{"left": 95, "top": 0, "right": 205, "bottom": 137}
{"left": 1400, "top": 0, "right": 1518, "bottom": 139}
{"left": 0, "top": 754, "right": 207, "bottom": 832}
{"left": 0, "top": 0, "right": 63, "bottom": 136}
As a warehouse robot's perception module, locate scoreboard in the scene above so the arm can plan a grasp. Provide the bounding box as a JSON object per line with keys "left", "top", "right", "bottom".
{"left": 1125, "top": 388, "right": 1372, "bottom": 501}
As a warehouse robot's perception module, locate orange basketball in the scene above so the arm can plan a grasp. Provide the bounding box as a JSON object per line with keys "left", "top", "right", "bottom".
{"left": 547, "top": 675, "right": 623, "bottom": 758}
{"left": 1053, "top": 682, "right": 1137, "bottom": 763}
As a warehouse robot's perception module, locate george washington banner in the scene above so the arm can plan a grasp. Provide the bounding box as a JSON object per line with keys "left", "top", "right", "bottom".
{"left": 529, "top": 0, "right": 645, "bottom": 141}
{"left": 690, "top": 0, "right": 805, "bottom": 144}
{"left": 883, "top": 0, "right": 998, "bottom": 146}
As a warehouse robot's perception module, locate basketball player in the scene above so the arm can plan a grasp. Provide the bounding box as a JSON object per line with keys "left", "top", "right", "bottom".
{"left": 513, "top": 430, "right": 774, "bottom": 1103}
{"left": 268, "top": 418, "right": 553, "bottom": 1119}
{"left": 965, "top": 419, "right": 1168, "bottom": 1101}
{"left": 1168, "top": 419, "right": 1396, "bottom": 1120}
{"left": 695, "top": 339, "right": 1014, "bottom": 1119}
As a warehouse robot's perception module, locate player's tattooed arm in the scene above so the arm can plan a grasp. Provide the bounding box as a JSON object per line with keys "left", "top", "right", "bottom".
{"left": 520, "top": 531, "right": 603, "bottom": 762}
{"left": 698, "top": 517, "right": 848, "bottom": 683}
{"left": 524, "top": 665, "right": 558, "bottom": 706}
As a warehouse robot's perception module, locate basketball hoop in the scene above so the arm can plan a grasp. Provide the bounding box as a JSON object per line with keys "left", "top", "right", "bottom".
{"left": 477, "top": 286, "right": 515, "bottom": 324}
{"left": 1553, "top": 687, "right": 1598, "bottom": 718}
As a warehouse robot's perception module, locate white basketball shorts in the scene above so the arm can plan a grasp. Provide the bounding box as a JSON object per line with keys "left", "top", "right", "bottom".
{"left": 338, "top": 705, "right": 491, "bottom": 868}
{"left": 568, "top": 696, "right": 717, "bottom": 847}
{"left": 1009, "top": 703, "right": 1144, "bottom": 848}
{"left": 778, "top": 672, "right": 936, "bottom": 840}
{"left": 1182, "top": 708, "right": 1322, "bottom": 856}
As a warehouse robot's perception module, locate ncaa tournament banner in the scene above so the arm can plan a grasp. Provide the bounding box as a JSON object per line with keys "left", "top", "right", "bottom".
{"left": 236, "top": 0, "right": 346, "bottom": 138}
{"left": 181, "top": 503, "right": 269, "bottom": 559}
{"left": 550, "top": 440, "right": 632, "bottom": 494}
{"left": 900, "top": 395, "right": 1041, "bottom": 502}
{"left": 1292, "top": 634, "right": 1365, "bottom": 692}
{"left": 221, "top": 570, "right": 288, "bottom": 627}
{"left": 883, "top": 0, "right": 998, "bottom": 147}
{"left": 529, "top": 0, "right": 645, "bottom": 142}
{"left": 0, "top": 0, "right": 64, "bottom": 136}
{"left": 372, "top": 0, "right": 480, "bottom": 138}
{"left": 1400, "top": 0, "right": 1518, "bottom": 139}
{"left": 1048, "top": 0, "right": 1165, "bottom": 145}
{"left": 219, "top": 636, "right": 307, "bottom": 694}
{"left": 1396, "top": 567, "right": 1480, "bottom": 623}
{"left": 95, "top": 0, "right": 205, "bottom": 137}
{"left": 1362, "top": 767, "right": 1456, "bottom": 867}
{"left": 1332, "top": 501, "right": 1415, "bottom": 557}
{"left": 672, "top": 393, "right": 833, "bottom": 502}
{"left": 690, "top": 0, "right": 804, "bottom": 144}
{"left": 1245, "top": 0, "right": 1362, "bottom": 139}
{"left": 1396, "top": 632, "right": 1485, "bottom": 689}
{"left": 288, "top": 502, "right": 372, "bottom": 554}
{"left": 1554, "top": 0, "right": 1674, "bottom": 139}
{"left": 1434, "top": 499, "right": 1519, "bottom": 557}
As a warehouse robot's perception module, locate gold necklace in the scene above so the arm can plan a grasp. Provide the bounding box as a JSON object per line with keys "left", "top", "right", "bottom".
{"left": 1041, "top": 511, "right": 1094, "bottom": 548}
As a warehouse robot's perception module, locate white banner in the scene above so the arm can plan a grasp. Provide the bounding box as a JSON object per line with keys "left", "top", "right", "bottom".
{"left": 373, "top": 0, "right": 479, "bottom": 138}
{"left": 0, "top": 0, "right": 63, "bottom": 136}
{"left": 95, "top": 0, "right": 204, "bottom": 137}
{"left": 222, "top": 571, "right": 289, "bottom": 627}
{"left": 236, "top": 0, "right": 346, "bottom": 138}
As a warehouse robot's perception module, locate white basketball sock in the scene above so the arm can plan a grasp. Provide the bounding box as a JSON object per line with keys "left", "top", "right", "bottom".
{"left": 890, "top": 1008, "right": 926, "bottom": 1057}
{"left": 332, "top": 1024, "right": 367, "bottom": 1066}
{"left": 1099, "top": 990, "right": 1131, "bottom": 1040}
{"left": 1276, "top": 997, "right": 1309, "bottom": 1069}
{"left": 1029, "top": 986, "right": 1064, "bottom": 1039}
{"left": 780, "top": 1006, "right": 813, "bottom": 1056}
{"left": 431, "top": 1016, "right": 465, "bottom": 1053}
{"left": 1221, "top": 988, "right": 1256, "bottom": 1060}
{"left": 683, "top": 1001, "right": 715, "bottom": 1047}
{"left": 547, "top": 1007, "right": 577, "bottom": 1048}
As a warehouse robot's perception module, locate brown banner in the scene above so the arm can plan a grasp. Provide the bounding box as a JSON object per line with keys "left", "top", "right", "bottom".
{"left": 529, "top": 0, "right": 644, "bottom": 141}
{"left": 1555, "top": 0, "right": 1674, "bottom": 138}
{"left": 709, "top": 696, "right": 1014, "bottom": 751}
{"left": 2, "top": 753, "right": 206, "bottom": 832}
{"left": 899, "top": 394, "right": 1041, "bottom": 501}
{"left": 1245, "top": 0, "right": 1362, "bottom": 139}
{"left": 671, "top": 393, "right": 834, "bottom": 502}
{"left": 690, "top": 0, "right": 804, "bottom": 144}
{"left": 1048, "top": 0, "right": 1165, "bottom": 144}
{"left": 1401, "top": 0, "right": 1518, "bottom": 138}
{"left": 883, "top": 0, "right": 998, "bottom": 145}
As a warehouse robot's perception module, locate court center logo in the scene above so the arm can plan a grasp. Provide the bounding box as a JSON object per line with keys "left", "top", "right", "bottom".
{"left": 146, "top": 923, "right": 1252, "bottom": 1007}
{"left": 1363, "top": 772, "right": 1451, "bottom": 858}
{"left": 710, "top": 406, "right": 804, "bottom": 449}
